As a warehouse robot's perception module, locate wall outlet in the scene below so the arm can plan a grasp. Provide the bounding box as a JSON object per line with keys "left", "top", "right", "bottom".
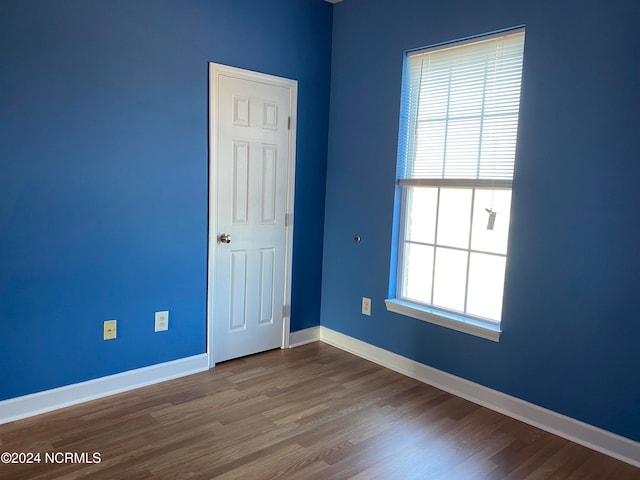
{"left": 362, "top": 297, "right": 371, "bottom": 316}
{"left": 155, "top": 311, "right": 169, "bottom": 332}
{"left": 104, "top": 320, "right": 117, "bottom": 340}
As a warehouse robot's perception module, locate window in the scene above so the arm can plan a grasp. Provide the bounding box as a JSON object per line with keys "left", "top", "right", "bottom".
{"left": 386, "top": 28, "right": 526, "bottom": 341}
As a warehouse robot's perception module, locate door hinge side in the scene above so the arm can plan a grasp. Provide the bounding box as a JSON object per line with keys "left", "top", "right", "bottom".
{"left": 282, "top": 304, "right": 287, "bottom": 318}
{"left": 285, "top": 213, "right": 291, "bottom": 227}
{"left": 288, "top": 116, "right": 291, "bottom": 130}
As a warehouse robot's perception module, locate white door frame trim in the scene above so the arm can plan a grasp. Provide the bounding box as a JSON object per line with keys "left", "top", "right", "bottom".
{"left": 207, "top": 63, "right": 298, "bottom": 368}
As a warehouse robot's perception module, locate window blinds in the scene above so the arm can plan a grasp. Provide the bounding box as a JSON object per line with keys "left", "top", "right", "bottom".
{"left": 397, "top": 29, "right": 525, "bottom": 185}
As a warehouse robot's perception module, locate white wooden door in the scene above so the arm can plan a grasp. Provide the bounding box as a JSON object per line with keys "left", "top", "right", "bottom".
{"left": 209, "top": 64, "right": 296, "bottom": 364}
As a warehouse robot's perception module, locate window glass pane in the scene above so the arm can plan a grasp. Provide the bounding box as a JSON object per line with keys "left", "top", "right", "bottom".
{"left": 406, "top": 187, "right": 438, "bottom": 244}
{"left": 436, "top": 188, "right": 472, "bottom": 249}
{"left": 448, "top": 62, "right": 485, "bottom": 118}
{"left": 402, "top": 243, "right": 434, "bottom": 304}
{"left": 432, "top": 247, "right": 467, "bottom": 312}
{"left": 414, "top": 121, "right": 446, "bottom": 177}
{"left": 444, "top": 118, "right": 481, "bottom": 179}
{"left": 418, "top": 72, "right": 449, "bottom": 121}
{"left": 466, "top": 253, "right": 506, "bottom": 321}
{"left": 470, "top": 189, "right": 512, "bottom": 255}
{"left": 478, "top": 115, "right": 519, "bottom": 179}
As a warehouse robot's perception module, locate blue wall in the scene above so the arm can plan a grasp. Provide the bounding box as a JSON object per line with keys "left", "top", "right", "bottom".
{"left": 0, "top": 0, "right": 332, "bottom": 401}
{"left": 322, "top": 0, "right": 640, "bottom": 441}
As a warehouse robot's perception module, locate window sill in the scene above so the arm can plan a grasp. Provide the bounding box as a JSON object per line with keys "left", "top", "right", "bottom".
{"left": 384, "top": 298, "right": 502, "bottom": 342}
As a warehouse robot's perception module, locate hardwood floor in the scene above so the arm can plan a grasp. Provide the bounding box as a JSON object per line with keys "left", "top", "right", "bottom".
{"left": 0, "top": 342, "right": 637, "bottom": 479}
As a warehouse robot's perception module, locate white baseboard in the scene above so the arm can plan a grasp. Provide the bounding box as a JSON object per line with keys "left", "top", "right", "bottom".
{"left": 310, "top": 326, "right": 639, "bottom": 468}
{"left": 0, "top": 354, "right": 209, "bottom": 425}
{"left": 288, "top": 326, "right": 321, "bottom": 347}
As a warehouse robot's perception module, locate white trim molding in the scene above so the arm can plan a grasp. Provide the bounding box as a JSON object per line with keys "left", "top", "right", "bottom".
{"left": 385, "top": 298, "right": 502, "bottom": 342}
{"left": 290, "top": 326, "right": 639, "bottom": 467}
{"left": 0, "top": 354, "right": 209, "bottom": 426}
{"left": 288, "top": 326, "right": 321, "bottom": 348}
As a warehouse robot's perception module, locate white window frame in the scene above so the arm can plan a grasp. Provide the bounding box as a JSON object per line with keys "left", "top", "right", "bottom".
{"left": 386, "top": 27, "right": 526, "bottom": 342}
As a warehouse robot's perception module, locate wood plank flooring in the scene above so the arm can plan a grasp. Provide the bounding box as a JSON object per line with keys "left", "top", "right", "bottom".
{"left": 0, "top": 342, "right": 637, "bottom": 479}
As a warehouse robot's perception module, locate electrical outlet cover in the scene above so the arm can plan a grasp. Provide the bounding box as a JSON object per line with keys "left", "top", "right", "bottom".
{"left": 155, "top": 311, "right": 169, "bottom": 332}
{"left": 104, "top": 320, "right": 117, "bottom": 340}
{"left": 362, "top": 297, "right": 372, "bottom": 316}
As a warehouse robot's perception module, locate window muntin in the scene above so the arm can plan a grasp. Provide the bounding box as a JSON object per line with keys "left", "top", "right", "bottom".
{"left": 393, "top": 28, "right": 525, "bottom": 330}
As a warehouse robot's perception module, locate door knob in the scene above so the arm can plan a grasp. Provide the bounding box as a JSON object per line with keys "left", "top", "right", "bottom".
{"left": 219, "top": 233, "right": 232, "bottom": 244}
